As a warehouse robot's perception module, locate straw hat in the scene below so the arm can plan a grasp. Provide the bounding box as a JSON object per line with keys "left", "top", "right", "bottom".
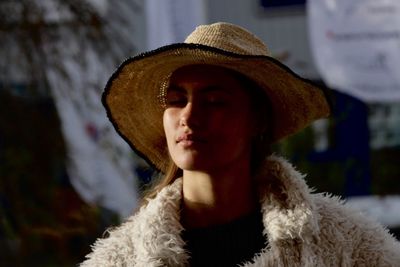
{"left": 103, "top": 22, "right": 331, "bottom": 173}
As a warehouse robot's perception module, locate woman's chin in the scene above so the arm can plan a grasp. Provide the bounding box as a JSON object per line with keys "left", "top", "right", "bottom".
{"left": 174, "top": 158, "right": 210, "bottom": 172}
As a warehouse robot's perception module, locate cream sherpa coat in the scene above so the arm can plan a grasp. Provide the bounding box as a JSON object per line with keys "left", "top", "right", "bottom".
{"left": 81, "top": 156, "right": 400, "bottom": 267}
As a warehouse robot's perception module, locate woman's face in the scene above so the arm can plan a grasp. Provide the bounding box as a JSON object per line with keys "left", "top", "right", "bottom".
{"left": 163, "top": 65, "right": 257, "bottom": 172}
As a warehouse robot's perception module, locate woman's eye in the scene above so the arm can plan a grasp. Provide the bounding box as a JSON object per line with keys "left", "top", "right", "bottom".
{"left": 204, "top": 95, "right": 227, "bottom": 106}
{"left": 165, "top": 95, "right": 187, "bottom": 107}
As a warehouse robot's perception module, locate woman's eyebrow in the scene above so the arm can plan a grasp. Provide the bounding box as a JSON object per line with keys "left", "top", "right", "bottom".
{"left": 167, "top": 85, "right": 187, "bottom": 94}
{"left": 199, "top": 85, "right": 231, "bottom": 95}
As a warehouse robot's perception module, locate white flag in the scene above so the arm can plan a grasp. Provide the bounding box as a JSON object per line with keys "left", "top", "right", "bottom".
{"left": 307, "top": 0, "right": 400, "bottom": 102}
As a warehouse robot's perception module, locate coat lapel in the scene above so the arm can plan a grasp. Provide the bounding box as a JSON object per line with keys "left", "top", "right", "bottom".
{"left": 131, "top": 178, "right": 189, "bottom": 266}
{"left": 257, "top": 155, "right": 320, "bottom": 242}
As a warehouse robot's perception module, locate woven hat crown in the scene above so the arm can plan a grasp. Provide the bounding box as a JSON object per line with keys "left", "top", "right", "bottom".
{"left": 184, "top": 22, "right": 270, "bottom": 56}
{"left": 103, "top": 22, "right": 330, "bottom": 173}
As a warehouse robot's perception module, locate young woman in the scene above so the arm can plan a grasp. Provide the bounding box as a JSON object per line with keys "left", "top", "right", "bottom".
{"left": 81, "top": 22, "right": 400, "bottom": 266}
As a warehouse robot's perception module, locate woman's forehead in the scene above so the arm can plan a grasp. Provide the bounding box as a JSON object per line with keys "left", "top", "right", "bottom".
{"left": 167, "top": 84, "right": 232, "bottom": 97}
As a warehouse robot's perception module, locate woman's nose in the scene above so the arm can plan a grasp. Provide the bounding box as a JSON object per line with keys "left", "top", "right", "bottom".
{"left": 180, "top": 102, "right": 199, "bottom": 128}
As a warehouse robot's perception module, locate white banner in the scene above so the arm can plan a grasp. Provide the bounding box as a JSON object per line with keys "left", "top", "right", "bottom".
{"left": 45, "top": 44, "right": 139, "bottom": 220}
{"left": 41, "top": 0, "right": 140, "bottom": 219}
{"left": 145, "top": 0, "right": 206, "bottom": 49}
{"left": 307, "top": 0, "right": 400, "bottom": 102}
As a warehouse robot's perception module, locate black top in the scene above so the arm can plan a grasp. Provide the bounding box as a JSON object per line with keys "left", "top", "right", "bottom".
{"left": 182, "top": 211, "right": 267, "bottom": 267}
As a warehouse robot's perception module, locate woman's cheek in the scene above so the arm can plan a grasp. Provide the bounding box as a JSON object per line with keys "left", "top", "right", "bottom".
{"left": 163, "top": 110, "right": 175, "bottom": 147}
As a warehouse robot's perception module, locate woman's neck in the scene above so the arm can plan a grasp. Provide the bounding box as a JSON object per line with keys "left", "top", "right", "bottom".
{"left": 181, "top": 162, "right": 257, "bottom": 229}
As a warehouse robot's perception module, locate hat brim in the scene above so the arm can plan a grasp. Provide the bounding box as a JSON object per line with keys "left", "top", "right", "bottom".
{"left": 103, "top": 43, "right": 331, "bottom": 173}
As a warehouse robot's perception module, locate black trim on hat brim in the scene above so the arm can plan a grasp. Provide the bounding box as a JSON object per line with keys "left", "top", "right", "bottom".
{"left": 102, "top": 43, "right": 332, "bottom": 172}
{"left": 109, "top": 42, "right": 331, "bottom": 93}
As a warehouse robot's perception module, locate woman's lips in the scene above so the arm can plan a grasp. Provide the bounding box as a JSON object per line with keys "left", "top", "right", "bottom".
{"left": 176, "top": 134, "right": 206, "bottom": 147}
{"left": 178, "top": 139, "right": 195, "bottom": 147}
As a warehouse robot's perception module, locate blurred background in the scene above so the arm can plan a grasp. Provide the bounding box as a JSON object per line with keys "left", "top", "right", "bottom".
{"left": 1, "top": 0, "right": 399, "bottom": 266}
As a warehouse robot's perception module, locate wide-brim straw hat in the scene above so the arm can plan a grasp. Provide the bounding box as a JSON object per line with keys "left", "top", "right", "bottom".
{"left": 103, "top": 22, "right": 331, "bottom": 173}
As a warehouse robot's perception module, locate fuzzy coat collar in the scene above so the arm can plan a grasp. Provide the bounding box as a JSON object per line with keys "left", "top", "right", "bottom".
{"left": 129, "top": 155, "right": 320, "bottom": 266}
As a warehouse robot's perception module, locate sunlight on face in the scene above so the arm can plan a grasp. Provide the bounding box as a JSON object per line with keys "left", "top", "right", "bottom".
{"left": 163, "top": 65, "right": 257, "bottom": 172}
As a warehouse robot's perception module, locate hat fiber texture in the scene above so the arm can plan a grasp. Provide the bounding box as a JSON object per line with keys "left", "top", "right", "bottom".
{"left": 103, "top": 22, "right": 331, "bottom": 173}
